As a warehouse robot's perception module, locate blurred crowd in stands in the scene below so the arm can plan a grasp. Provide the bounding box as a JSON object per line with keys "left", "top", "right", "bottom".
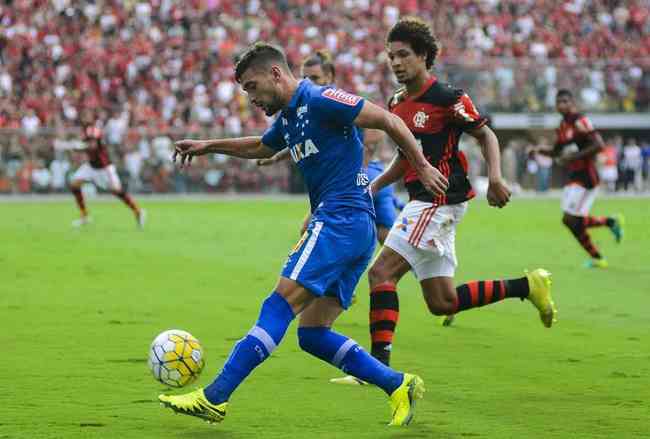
{"left": 1, "top": 0, "right": 650, "bottom": 194}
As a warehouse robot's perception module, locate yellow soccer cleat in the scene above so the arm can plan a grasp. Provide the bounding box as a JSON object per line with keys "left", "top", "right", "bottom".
{"left": 159, "top": 388, "right": 227, "bottom": 424}
{"left": 585, "top": 258, "right": 608, "bottom": 269}
{"left": 388, "top": 373, "right": 425, "bottom": 426}
{"left": 525, "top": 268, "right": 557, "bottom": 328}
{"left": 329, "top": 375, "right": 368, "bottom": 385}
{"left": 439, "top": 314, "right": 455, "bottom": 327}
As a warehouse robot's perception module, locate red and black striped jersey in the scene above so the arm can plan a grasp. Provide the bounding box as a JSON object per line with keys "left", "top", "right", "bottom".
{"left": 554, "top": 113, "right": 599, "bottom": 189}
{"left": 389, "top": 76, "right": 487, "bottom": 206}
{"left": 82, "top": 126, "right": 112, "bottom": 169}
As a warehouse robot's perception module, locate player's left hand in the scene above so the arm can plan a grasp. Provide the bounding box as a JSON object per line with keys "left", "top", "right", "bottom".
{"left": 487, "top": 178, "right": 511, "bottom": 208}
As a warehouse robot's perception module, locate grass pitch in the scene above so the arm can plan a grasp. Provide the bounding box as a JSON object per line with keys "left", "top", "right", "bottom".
{"left": 2, "top": 196, "right": 649, "bottom": 438}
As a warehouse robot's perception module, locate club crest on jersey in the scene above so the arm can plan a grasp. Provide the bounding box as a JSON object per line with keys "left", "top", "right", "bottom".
{"left": 289, "top": 138, "right": 319, "bottom": 163}
{"left": 322, "top": 88, "right": 362, "bottom": 106}
{"left": 297, "top": 105, "right": 308, "bottom": 117}
{"left": 413, "top": 111, "right": 429, "bottom": 128}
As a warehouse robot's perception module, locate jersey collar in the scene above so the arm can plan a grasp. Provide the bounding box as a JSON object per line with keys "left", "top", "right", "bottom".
{"left": 286, "top": 79, "right": 308, "bottom": 111}
{"left": 406, "top": 75, "right": 437, "bottom": 101}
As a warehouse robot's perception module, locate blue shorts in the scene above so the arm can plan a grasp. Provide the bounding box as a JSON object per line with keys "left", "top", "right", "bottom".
{"left": 373, "top": 190, "right": 398, "bottom": 229}
{"left": 367, "top": 160, "right": 398, "bottom": 229}
{"left": 281, "top": 208, "right": 376, "bottom": 309}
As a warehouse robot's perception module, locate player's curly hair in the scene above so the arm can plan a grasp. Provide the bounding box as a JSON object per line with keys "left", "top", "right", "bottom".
{"left": 234, "top": 42, "right": 290, "bottom": 83}
{"left": 387, "top": 17, "right": 439, "bottom": 69}
{"left": 556, "top": 89, "right": 574, "bottom": 99}
{"left": 303, "top": 50, "right": 336, "bottom": 80}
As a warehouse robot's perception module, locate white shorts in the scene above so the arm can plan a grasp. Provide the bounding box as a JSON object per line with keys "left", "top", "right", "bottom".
{"left": 561, "top": 184, "right": 597, "bottom": 216}
{"left": 384, "top": 200, "right": 468, "bottom": 281}
{"left": 71, "top": 163, "right": 122, "bottom": 192}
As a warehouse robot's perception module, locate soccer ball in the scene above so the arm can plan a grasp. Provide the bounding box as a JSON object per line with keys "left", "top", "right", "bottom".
{"left": 561, "top": 143, "right": 579, "bottom": 157}
{"left": 148, "top": 329, "right": 205, "bottom": 387}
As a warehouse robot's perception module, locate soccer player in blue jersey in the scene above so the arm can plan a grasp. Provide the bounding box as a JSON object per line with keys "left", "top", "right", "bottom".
{"left": 258, "top": 51, "right": 403, "bottom": 243}
{"left": 159, "top": 42, "right": 448, "bottom": 426}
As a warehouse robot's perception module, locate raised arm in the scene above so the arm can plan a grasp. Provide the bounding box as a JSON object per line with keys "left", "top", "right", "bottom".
{"left": 466, "top": 124, "right": 511, "bottom": 208}
{"left": 354, "top": 100, "right": 448, "bottom": 196}
{"left": 173, "top": 136, "right": 276, "bottom": 166}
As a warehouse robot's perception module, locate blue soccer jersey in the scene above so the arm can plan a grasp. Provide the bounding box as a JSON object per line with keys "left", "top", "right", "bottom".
{"left": 262, "top": 80, "right": 374, "bottom": 216}
{"left": 262, "top": 80, "right": 376, "bottom": 308}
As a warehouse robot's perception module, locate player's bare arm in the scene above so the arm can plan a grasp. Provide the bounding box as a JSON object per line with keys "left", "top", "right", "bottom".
{"left": 370, "top": 153, "right": 408, "bottom": 195}
{"left": 354, "top": 100, "right": 448, "bottom": 196}
{"left": 467, "top": 124, "right": 511, "bottom": 208}
{"left": 173, "top": 136, "right": 275, "bottom": 166}
{"left": 257, "top": 147, "right": 291, "bottom": 166}
{"left": 557, "top": 132, "right": 605, "bottom": 165}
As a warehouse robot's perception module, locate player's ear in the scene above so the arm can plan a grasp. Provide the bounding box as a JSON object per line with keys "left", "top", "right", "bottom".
{"left": 270, "top": 65, "right": 283, "bottom": 82}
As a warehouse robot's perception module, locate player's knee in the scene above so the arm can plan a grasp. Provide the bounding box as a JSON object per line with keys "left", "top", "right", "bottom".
{"left": 562, "top": 215, "right": 573, "bottom": 228}
{"left": 368, "top": 263, "right": 389, "bottom": 286}
{"left": 425, "top": 299, "right": 455, "bottom": 316}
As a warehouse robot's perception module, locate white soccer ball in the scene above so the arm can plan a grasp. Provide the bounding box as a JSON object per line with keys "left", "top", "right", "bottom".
{"left": 148, "top": 329, "right": 205, "bottom": 387}
{"left": 561, "top": 143, "right": 579, "bottom": 157}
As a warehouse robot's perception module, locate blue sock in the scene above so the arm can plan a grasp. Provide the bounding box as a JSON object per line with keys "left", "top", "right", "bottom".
{"left": 204, "top": 292, "right": 294, "bottom": 404}
{"left": 297, "top": 327, "right": 403, "bottom": 395}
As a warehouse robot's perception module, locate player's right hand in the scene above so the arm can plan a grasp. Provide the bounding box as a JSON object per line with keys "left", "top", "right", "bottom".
{"left": 418, "top": 164, "right": 449, "bottom": 197}
{"left": 173, "top": 139, "right": 208, "bottom": 167}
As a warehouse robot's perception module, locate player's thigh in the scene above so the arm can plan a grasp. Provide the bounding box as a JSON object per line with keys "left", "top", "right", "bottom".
{"left": 368, "top": 245, "right": 411, "bottom": 285}
{"left": 281, "top": 213, "right": 373, "bottom": 308}
{"left": 327, "top": 240, "right": 375, "bottom": 309}
{"left": 70, "top": 163, "right": 93, "bottom": 187}
{"left": 298, "top": 296, "right": 344, "bottom": 328}
{"left": 274, "top": 276, "right": 318, "bottom": 315}
{"left": 420, "top": 276, "right": 456, "bottom": 312}
{"left": 562, "top": 184, "right": 594, "bottom": 216}
{"left": 96, "top": 165, "right": 123, "bottom": 192}
{"left": 376, "top": 225, "right": 390, "bottom": 245}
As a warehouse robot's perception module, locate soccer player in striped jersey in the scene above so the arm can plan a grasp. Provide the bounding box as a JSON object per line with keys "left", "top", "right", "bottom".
{"left": 333, "top": 18, "right": 556, "bottom": 384}
{"left": 534, "top": 89, "right": 623, "bottom": 268}
{"left": 68, "top": 112, "right": 145, "bottom": 229}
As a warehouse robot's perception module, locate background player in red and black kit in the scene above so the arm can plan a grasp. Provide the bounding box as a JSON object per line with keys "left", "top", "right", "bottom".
{"left": 332, "top": 18, "right": 556, "bottom": 382}
{"left": 534, "top": 89, "right": 623, "bottom": 268}
{"left": 69, "top": 112, "right": 145, "bottom": 229}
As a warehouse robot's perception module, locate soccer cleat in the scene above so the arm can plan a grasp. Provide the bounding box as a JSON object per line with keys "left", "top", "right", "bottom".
{"left": 584, "top": 258, "right": 608, "bottom": 269}
{"left": 608, "top": 214, "right": 624, "bottom": 243}
{"left": 440, "top": 314, "right": 455, "bottom": 327}
{"left": 525, "top": 269, "right": 557, "bottom": 328}
{"left": 71, "top": 216, "right": 92, "bottom": 228}
{"left": 136, "top": 209, "right": 147, "bottom": 230}
{"left": 159, "top": 388, "right": 227, "bottom": 424}
{"left": 329, "top": 375, "right": 368, "bottom": 386}
{"left": 388, "top": 373, "right": 425, "bottom": 426}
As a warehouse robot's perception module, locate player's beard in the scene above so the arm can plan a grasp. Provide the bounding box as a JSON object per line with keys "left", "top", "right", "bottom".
{"left": 264, "top": 96, "right": 283, "bottom": 116}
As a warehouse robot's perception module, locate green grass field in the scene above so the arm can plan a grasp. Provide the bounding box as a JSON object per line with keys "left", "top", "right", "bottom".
{"left": 2, "top": 197, "right": 649, "bottom": 438}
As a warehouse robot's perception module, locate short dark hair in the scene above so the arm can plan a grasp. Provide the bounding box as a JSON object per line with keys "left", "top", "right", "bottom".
{"left": 303, "top": 50, "right": 336, "bottom": 80}
{"left": 556, "top": 89, "right": 574, "bottom": 99}
{"left": 387, "top": 17, "right": 439, "bottom": 69}
{"left": 234, "top": 42, "right": 289, "bottom": 83}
